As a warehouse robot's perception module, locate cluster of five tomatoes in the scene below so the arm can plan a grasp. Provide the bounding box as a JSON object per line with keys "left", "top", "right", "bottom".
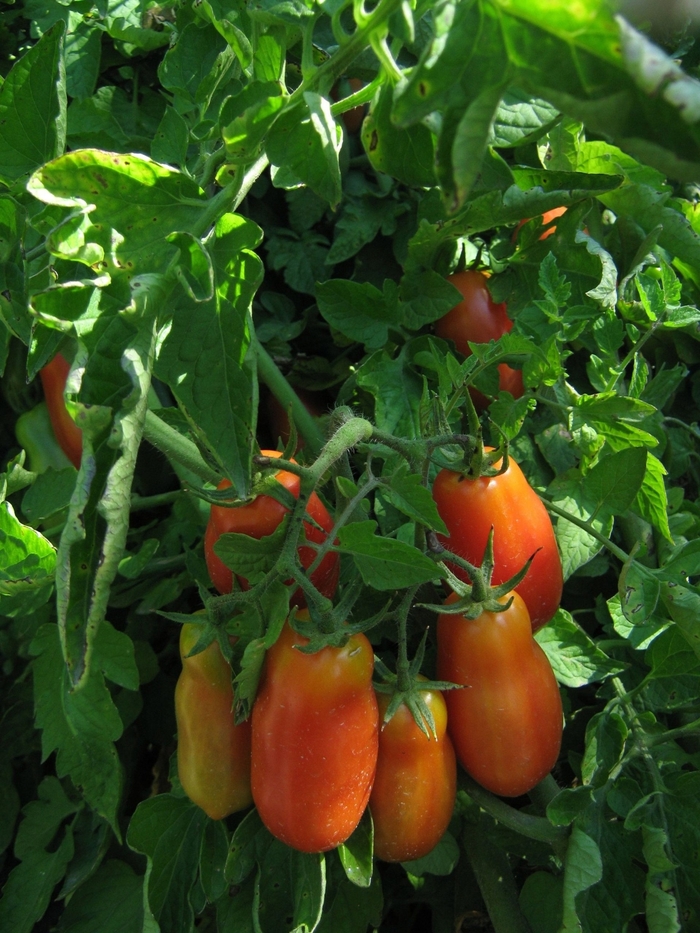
{"left": 181, "top": 430, "right": 564, "bottom": 860}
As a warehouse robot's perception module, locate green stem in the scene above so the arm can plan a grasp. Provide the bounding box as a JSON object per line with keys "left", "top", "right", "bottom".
{"left": 142, "top": 410, "right": 222, "bottom": 486}
{"left": 462, "top": 773, "right": 568, "bottom": 857}
{"left": 643, "top": 716, "right": 700, "bottom": 747}
{"left": 130, "top": 490, "right": 182, "bottom": 512}
{"left": 541, "top": 496, "right": 630, "bottom": 563}
{"left": 462, "top": 823, "right": 533, "bottom": 933}
{"left": 256, "top": 342, "right": 326, "bottom": 458}
{"left": 288, "top": 0, "right": 403, "bottom": 104}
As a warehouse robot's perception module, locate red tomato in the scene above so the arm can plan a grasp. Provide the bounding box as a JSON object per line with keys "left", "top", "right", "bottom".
{"left": 175, "top": 623, "right": 252, "bottom": 819}
{"left": 437, "top": 590, "right": 562, "bottom": 797}
{"left": 251, "top": 619, "right": 379, "bottom": 852}
{"left": 204, "top": 449, "right": 339, "bottom": 606}
{"left": 39, "top": 353, "right": 82, "bottom": 468}
{"left": 432, "top": 449, "right": 562, "bottom": 631}
{"left": 370, "top": 682, "right": 456, "bottom": 862}
{"left": 513, "top": 206, "right": 567, "bottom": 242}
{"left": 434, "top": 270, "right": 523, "bottom": 408}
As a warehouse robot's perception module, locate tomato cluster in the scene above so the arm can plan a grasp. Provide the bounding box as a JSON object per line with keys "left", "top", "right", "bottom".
{"left": 177, "top": 415, "right": 563, "bottom": 855}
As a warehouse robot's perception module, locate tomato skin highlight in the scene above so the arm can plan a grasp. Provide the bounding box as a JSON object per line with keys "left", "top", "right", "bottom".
{"left": 370, "top": 684, "right": 456, "bottom": 863}
{"left": 39, "top": 353, "right": 82, "bottom": 468}
{"left": 435, "top": 270, "right": 523, "bottom": 407}
{"left": 175, "top": 624, "right": 252, "bottom": 820}
{"left": 432, "top": 451, "right": 563, "bottom": 631}
{"left": 437, "top": 591, "right": 562, "bottom": 798}
{"left": 204, "top": 449, "right": 339, "bottom": 606}
{"left": 251, "top": 620, "right": 379, "bottom": 853}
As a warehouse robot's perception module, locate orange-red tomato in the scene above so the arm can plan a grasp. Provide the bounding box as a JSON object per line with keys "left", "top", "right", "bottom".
{"left": 39, "top": 353, "right": 82, "bottom": 468}
{"left": 251, "top": 620, "right": 379, "bottom": 852}
{"left": 370, "top": 684, "right": 456, "bottom": 862}
{"left": 437, "top": 591, "right": 562, "bottom": 797}
{"left": 204, "top": 450, "right": 339, "bottom": 606}
{"left": 435, "top": 270, "right": 523, "bottom": 409}
{"left": 432, "top": 449, "right": 563, "bottom": 632}
{"left": 175, "top": 623, "right": 252, "bottom": 819}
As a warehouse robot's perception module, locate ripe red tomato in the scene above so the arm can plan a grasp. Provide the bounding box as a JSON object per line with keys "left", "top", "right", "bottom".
{"left": 432, "top": 450, "right": 563, "bottom": 631}
{"left": 513, "top": 206, "right": 567, "bottom": 242}
{"left": 434, "top": 270, "right": 523, "bottom": 408}
{"left": 39, "top": 353, "right": 82, "bottom": 468}
{"left": 204, "top": 449, "right": 339, "bottom": 605}
{"left": 370, "top": 682, "right": 456, "bottom": 863}
{"left": 175, "top": 623, "right": 252, "bottom": 820}
{"left": 437, "top": 590, "right": 562, "bottom": 797}
{"left": 251, "top": 619, "right": 379, "bottom": 852}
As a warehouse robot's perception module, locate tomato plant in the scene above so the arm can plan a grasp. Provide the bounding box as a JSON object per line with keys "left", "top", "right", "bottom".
{"left": 175, "top": 623, "right": 252, "bottom": 820}
{"left": 38, "top": 353, "right": 82, "bottom": 468}
{"left": 370, "top": 683, "right": 456, "bottom": 863}
{"left": 4, "top": 2, "right": 700, "bottom": 932}
{"left": 204, "top": 450, "right": 339, "bottom": 604}
{"left": 434, "top": 270, "right": 524, "bottom": 407}
{"left": 250, "top": 619, "right": 378, "bottom": 853}
{"left": 432, "top": 450, "right": 563, "bottom": 631}
{"left": 437, "top": 591, "right": 562, "bottom": 798}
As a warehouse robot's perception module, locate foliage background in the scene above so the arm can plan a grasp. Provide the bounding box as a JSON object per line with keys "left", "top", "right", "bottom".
{"left": 1, "top": 0, "right": 700, "bottom": 930}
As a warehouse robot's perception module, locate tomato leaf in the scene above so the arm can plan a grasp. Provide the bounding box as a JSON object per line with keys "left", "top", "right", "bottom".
{"left": 381, "top": 466, "right": 448, "bottom": 534}
{"left": 337, "top": 810, "right": 374, "bottom": 889}
{"left": 336, "top": 521, "right": 445, "bottom": 590}
{"left": 582, "top": 447, "right": 648, "bottom": 517}
{"left": 255, "top": 841, "right": 326, "bottom": 933}
{"left": 0, "top": 22, "right": 66, "bottom": 183}
{"left": 535, "top": 609, "right": 624, "bottom": 688}
{"left": 127, "top": 794, "right": 206, "bottom": 930}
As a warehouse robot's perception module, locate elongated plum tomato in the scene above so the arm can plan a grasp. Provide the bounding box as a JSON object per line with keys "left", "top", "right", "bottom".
{"left": 175, "top": 623, "right": 252, "bottom": 819}
{"left": 251, "top": 618, "right": 379, "bottom": 852}
{"left": 204, "top": 450, "right": 339, "bottom": 607}
{"left": 434, "top": 270, "right": 523, "bottom": 408}
{"left": 437, "top": 590, "right": 562, "bottom": 797}
{"left": 370, "top": 681, "right": 456, "bottom": 863}
{"left": 39, "top": 353, "right": 82, "bottom": 468}
{"left": 432, "top": 449, "right": 563, "bottom": 631}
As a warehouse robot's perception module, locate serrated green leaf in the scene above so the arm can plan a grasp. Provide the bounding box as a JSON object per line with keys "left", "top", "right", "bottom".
{"left": 336, "top": 521, "right": 444, "bottom": 590}
{"left": 535, "top": 609, "right": 624, "bottom": 688}
{"left": 0, "top": 22, "right": 66, "bottom": 183}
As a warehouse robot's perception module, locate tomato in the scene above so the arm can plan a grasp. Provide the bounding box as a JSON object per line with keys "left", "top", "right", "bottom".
{"left": 370, "top": 682, "right": 456, "bottom": 863}
{"left": 204, "top": 449, "right": 339, "bottom": 606}
{"left": 437, "top": 590, "right": 562, "bottom": 797}
{"left": 513, "top": 206, "right": 568, "bottom": 242}
{"left": 432, "top": 450, "right": 563, "bottom": 631}
{"left": 39, "top": 353, "right": 82, "bottom": 468}
{"left": 435, "top": 270, "right": 523, "bottom": 408}
{"left": 251, "top": 619, "right": 379, "bottom": 852}
{"left": 175, "top": 623, "right": 252, "bottom": 820}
